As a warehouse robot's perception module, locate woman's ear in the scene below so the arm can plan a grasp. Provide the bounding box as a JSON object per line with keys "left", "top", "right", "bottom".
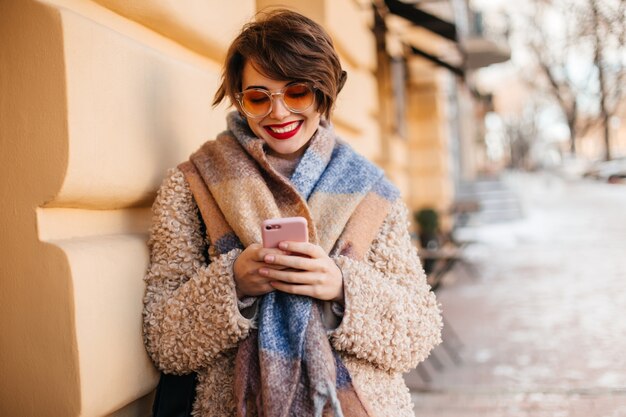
{"left": 337, "top": 70, "right": 347, "bottom": 94}
{"left": 232, "top": 99, "right": 245, "bottom": 119}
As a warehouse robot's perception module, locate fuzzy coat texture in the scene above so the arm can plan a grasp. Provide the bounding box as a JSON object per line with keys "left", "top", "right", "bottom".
{"left": 143, "top": 115, "right": 443, "bottom": 417}
{"left": 178, "top": 113, "right": 398, "bottom": 417}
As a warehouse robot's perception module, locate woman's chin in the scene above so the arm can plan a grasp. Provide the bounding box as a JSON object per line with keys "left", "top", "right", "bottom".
{"left": 264, "top": 136, "right": 308, "bottom": 157}
{"left": 266, "top": 143, "right": 305, "bottom": 158}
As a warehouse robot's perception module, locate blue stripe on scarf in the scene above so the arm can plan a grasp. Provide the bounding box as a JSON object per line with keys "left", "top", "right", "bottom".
{"left": 214, "top": 232, "right": 244, "bottom": 255}
{"left": 334, "top": 353, "right": 353, "bottom": 389}
{"left": 372, "top": 177, "right": 401, "bottom": 201}
{"left": 312, "top": 142, "right": 383, "bottom": 195}
{"left": 290, "top": 151, "right": 328, "bottom": 199}
{"left": 219, "top": 112, "right": 385, "bottom": 416}
{"left": 258, "top": 292, "right": 313, "bottom": 358}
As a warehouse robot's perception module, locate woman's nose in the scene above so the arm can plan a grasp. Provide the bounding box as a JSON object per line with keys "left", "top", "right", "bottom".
{"left": 269, "top": 95, "right": 291, "bottom": 120}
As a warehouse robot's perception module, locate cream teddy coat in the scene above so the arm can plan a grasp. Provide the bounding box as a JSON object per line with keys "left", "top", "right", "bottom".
{"left": 143, "top": 168, "right": 442, "bottom": 417}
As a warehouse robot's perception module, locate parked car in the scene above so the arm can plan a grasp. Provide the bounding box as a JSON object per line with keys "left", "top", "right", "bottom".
{"left": 608, "top": 172, "right": 626, "bottom": 184}
{"left": 583, "top": 157, "right": 626, "bottom": 183}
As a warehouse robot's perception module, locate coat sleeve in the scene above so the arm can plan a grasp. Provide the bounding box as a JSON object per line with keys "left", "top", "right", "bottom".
{"left": 329, "top": 201, "right": 442, "bottom": 373}
{"left": 142, "top": 168, "right": 252, "bottom": 374}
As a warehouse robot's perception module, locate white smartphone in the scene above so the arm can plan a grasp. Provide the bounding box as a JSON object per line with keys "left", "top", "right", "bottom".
{"left": 261, "top": 217, "right": 308, "bottom": 249}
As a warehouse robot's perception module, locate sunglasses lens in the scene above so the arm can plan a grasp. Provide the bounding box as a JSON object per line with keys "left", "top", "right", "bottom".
{"left": 241, "top": 90, "right": 271, "bottom": 117}
{"left": 239, "top": 84, "right": 314, "bottom": 117}
{"left": 284, "top": 84, "right": 314, "bottom": 112}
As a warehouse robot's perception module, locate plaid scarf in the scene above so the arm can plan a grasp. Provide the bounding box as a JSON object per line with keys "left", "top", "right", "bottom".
{"left": 179, "top": 112, "right": 399, "bottom": 417}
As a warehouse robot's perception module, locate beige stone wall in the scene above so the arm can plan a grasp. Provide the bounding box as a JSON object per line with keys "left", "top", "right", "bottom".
{"left": 1, "top": 0, "right": 471, "bottom": 414}
{"left": 1, "top": 0, "right": 249, "bottom": 416}
{"left": 0, "top": 1, "right": 389, "bottom": 416}
{"left": 377, "top": 9, "right": 469, "bottom": 227}
{"left": 406, "top": 67, "right": 454, "bottom": 216}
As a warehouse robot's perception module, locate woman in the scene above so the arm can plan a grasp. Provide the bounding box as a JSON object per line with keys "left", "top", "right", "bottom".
{"left": 143, "top": 9, "right": 441, "bottom": 417}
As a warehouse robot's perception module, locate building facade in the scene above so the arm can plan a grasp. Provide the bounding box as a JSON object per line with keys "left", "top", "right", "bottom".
{"left": 0, "top": 1, "right": 507, "bottom": 415}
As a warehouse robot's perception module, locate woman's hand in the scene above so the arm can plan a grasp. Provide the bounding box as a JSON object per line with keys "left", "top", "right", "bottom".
{"left": 233, "top": 243, "right": 289, "bottom": 298}
{"left": 258, "top": 241, "right": 344, "bottom": 303}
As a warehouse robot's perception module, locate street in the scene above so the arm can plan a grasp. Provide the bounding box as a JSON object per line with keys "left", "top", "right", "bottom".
{"left": 407, "top": 172, "right": 626, "bottom": 417}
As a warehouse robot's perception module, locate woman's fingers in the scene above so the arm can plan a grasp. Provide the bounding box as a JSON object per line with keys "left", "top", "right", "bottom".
{"left": 269, "top": 281, "right": 317, "bottom": 297}
{"left": 255, "top": 246, "right": 290, "bottom": 262}
{"left": 261, "top": 242, "right": 327, "bottom": 271}
{"left": 269, "top": 276, "right": 342, "bottom": 302}
{"left": 234, "top": 243, "right": 286, "bottom": 297}
{"left": 244, "top": 242, "right": 343, "bottom": 302}
{"left": 262, "top": 252, "right": 317, "bottom": 271}
{"left": 277, "top": 241, "right": 325, "bottom": 258}
{"left": 262, "top": 264, "right": 289, "bottom": 271}
{"left": 259, "top": 268, "right": 319, "bottom": 285}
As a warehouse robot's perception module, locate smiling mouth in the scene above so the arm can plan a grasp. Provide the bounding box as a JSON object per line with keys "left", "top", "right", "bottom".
{"left": 264, "top": 120, "right": 303, "bottom": 140}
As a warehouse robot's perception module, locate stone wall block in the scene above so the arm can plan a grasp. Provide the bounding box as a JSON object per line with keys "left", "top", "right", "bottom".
{"left": 1, "top": 1, "right": 238, "bottom": 416}
{"left": 90, "top": 0, "right": 255, "bottom": 61}
{"left": 57, "top": 235, "right": 158, "bottom": 417}
{"left": 1, "top": 1, "right": 80, "bottom": 415}
{"left": 325, "top": 0, "right": 375, "bottom": 71}
{"left": 55, "top": 4, "right": 230, "bottom": 209}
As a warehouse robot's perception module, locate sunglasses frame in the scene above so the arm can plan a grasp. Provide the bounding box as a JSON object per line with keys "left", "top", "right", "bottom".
{"left": 235, "top": 82, "right": 316, "bottom": 119}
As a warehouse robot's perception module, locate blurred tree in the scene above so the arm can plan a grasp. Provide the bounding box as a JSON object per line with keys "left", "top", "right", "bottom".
{"left": 586, "top": 0, "right": 626, "bottom": 161}
{"left": 503, "top": 0, "right": 625, "bottom": 160}
{"left": 501, "top": 102, "right": 541, "bottom": 169}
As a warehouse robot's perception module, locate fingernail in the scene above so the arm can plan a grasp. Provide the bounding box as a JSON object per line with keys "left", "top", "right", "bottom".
{"left": 265, "top": 255, "right": 275, "bottom": 263}
{"left": 259, "top": 268, "right": 269, "bottom": 275}
{"left": 279, "top": 242, "right": 288, "bottom": 250}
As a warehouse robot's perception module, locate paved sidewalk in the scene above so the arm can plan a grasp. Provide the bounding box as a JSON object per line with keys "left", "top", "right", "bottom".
{"left": 406, "top": 173, "right": 626, "bottom": 416}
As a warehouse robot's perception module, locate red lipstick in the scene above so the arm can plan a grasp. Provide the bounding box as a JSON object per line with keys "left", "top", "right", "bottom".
{"left": 264, "top": 120, "right": 303, "bottom": 140}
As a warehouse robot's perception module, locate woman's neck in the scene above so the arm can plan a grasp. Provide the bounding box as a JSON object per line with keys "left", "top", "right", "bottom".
{"left": 264, "top": 139, "right": 311, "bottom": 178}
{"left": 265, "top": 148, "right": 304, "bottom": 179}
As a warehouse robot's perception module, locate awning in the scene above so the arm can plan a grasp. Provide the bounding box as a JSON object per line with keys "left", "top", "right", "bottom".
{"left": 383, "top": 0, "right": 510, "bottom": 75}
{"left": 410, "top": 46, "right": 463, "bottom": 77}
{"left": 384, "top": 0, "right": 457, "bottom": 42}
{"left": 384, "top": 0, "right": 462, "bottom": 75}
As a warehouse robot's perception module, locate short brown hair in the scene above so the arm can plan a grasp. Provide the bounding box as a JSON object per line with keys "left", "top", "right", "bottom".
{"left": 213, "top": 9, "right": 347, "bottom": 120}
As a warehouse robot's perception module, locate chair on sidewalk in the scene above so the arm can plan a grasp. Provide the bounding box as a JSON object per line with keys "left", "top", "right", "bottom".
{"left": 413, "top": 201, "right": 480, "bottom": 383}
{"left": 419, "top": 245, "right": 464, "bottom": 291}
{"left": 415, "top": 316, "right": 464, "bottom": 383}
{"left": 415, "top": 258, "right": 465, "bottom": 384}
{"left": 415, "top": 200, "right": 480, "bottom": 290}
